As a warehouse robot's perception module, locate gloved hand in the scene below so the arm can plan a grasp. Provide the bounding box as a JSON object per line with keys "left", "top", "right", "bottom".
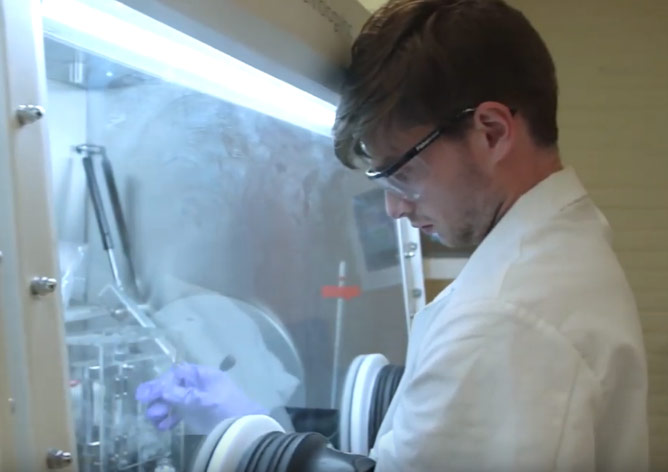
{"left": 135, "top": 363, "right": 267, "bottom": 434}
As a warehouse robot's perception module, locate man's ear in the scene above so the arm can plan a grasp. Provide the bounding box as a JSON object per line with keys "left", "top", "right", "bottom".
{"left": 471, "top": 101, "right": 514, "bottom": 164}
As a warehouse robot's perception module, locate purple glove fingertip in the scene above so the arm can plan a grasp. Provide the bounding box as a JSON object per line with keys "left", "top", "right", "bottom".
{"left": 135, "top": 379, "right": 161, "bottom": 404}
{"left": 161, "top": 383, "right": 195, "bottom": 405}
{"left": 157, "top": 413, "right": 182, "bottom": 431}
{"left": 146, "top": 401, "right": 170, "bottom": 422}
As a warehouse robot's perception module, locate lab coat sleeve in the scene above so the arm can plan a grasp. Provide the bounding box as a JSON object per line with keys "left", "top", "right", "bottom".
{"left": 373, "top": 301, "right": 601, "bottom": 472}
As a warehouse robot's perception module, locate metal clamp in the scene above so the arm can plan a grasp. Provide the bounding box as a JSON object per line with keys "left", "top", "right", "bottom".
{"left": 16, "top": 105, "right": 45, "bottom": 126}
{"left": 46, "top": 449, "right": 72, "bottom": 469}
{"left": 403, "top": 242, "right": 418, "bottom": 259}
{"left": 30, "top": 277, "right": 58, "bottom": 296}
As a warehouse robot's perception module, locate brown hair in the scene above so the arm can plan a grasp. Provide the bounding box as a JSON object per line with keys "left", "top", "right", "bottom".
{"left": 333, "top": 0, "right": 558, "bottom": 168}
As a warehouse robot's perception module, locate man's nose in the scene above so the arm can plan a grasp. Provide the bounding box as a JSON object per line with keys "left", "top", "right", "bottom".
{"left": 385, "top": 191, "right": 413, "bottom": 219}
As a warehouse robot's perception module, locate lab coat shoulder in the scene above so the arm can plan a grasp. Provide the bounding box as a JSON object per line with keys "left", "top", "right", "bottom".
{"left": 449, "top": 194, "right": 646, "bottom": 404}
{"left": 374, "top": 299, "right": 600, "bottom": 472}
{"left": 499, "top": 201, "right": 649, "bottom": 471}
{"left": 501, "top": 198, "right": 646, "bottom": 388}
{"left": 373, "top": 186, "right": 648, "bottom": 471}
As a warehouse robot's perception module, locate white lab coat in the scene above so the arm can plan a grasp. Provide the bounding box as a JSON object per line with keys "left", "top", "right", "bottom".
{"left": 371, "top": 167, "right": 648, "bottom": 471}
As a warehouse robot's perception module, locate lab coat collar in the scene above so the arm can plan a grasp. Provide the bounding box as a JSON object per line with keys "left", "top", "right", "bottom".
{"left": 432, "top": 166, "right": 589, "bottom": 305}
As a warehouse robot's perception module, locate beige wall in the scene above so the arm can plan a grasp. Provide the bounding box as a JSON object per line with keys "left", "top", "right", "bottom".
{"left": 358, "top": 0, "right": 668, "bottom": 468}
{"left": 359, "top": 0, "right": 385, "bottom": 11}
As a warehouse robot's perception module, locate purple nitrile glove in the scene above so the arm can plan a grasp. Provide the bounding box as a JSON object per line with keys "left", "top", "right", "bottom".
{"left": 135, "top": 363, "right": 267, "bottom": 434}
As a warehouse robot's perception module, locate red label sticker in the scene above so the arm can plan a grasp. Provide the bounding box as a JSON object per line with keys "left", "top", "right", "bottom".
{"left": 321, "top": 285, "right": 361, "bottom": 300}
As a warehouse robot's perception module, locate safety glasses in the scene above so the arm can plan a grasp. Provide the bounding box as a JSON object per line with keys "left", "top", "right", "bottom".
{"left": 364, "top": 107, "right": 476, "bottom": 201}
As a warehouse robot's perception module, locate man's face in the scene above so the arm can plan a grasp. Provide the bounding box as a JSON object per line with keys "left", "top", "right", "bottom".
{"left": 364, "top": 124, "right": 504, "bottom": 248}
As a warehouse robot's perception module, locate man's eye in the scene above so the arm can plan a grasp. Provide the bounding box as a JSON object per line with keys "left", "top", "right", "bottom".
{"left": 370, "top": 158, "right": 387, "bottom": 171}
{"left": 392, "top": 167, "right": 411, "bottom": 184}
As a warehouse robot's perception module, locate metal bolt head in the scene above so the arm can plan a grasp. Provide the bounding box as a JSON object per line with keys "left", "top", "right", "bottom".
{"left": 404, "top": 241, "right": 418, "bottom": 259}
{"left": 411, "top": 288, "right": 423, "bottom": 298}
{"left": 30, "top": 277, "right": 58, "bottom": 296}
{"left": 16, "top": 104, "right": 45, "bottom": 125}
{"left": 46, "top": 449, "right": 72, "bottom": 469}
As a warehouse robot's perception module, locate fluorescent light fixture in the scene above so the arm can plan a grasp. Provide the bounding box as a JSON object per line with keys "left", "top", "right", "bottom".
{"left": 41, "top": 0, "right": 336, "bottom": 137}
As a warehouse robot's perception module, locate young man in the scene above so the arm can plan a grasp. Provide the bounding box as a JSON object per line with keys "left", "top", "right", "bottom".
{"left": 333, "top": 0, "right": 649, "bottom": 470}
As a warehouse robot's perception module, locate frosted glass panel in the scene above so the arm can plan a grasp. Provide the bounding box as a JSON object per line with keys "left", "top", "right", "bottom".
{"left": 44, "top": 24, "right": 407, "bottom": 471}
